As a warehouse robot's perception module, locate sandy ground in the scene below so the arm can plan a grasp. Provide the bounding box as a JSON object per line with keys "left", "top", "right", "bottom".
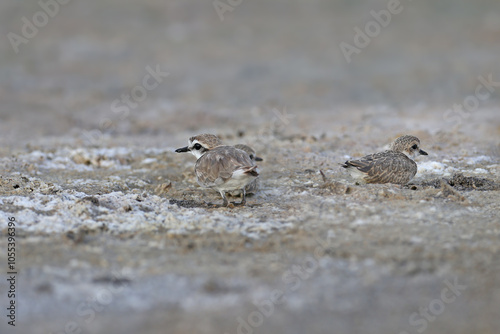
{"left": 0, "top": 1, "right": 500, "bottom": 333}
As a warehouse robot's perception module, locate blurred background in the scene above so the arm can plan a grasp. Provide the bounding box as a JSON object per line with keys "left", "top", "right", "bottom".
{"left": 1, "top": 1, "right": 500, "bottom": 334}
{"left": 0, "top": 0, "right": 499, "bottom": 149}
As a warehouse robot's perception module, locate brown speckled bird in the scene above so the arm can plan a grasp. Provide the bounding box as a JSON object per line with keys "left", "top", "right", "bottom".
{"left": 341, "top": 135, "right": 428, "bottom": 185}
{"left": 175, "top": 134, "right": 259, "bottom": 206}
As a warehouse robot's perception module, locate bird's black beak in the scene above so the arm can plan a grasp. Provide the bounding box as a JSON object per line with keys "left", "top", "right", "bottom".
{"left": 254, "top": 156, "right": 263, "bottom": 161}
{"left": 175, "top": 146, "right": 189, "bottom": 153}
{"left": 419, "top": 149, "right": 428, "bottom": 156}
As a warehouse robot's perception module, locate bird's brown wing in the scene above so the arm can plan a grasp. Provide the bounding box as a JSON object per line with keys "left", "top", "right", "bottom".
{"left": 364, "top": 152, "right": 401, "bottom": 183}
{"left": 345, "top": 151, "right": 416, "bottom": 184}
{"left": 343, "top": 153, "right": 377, "bottom": 173}
{"left": 195, "top": 146, "right": 256, "bottom": 187}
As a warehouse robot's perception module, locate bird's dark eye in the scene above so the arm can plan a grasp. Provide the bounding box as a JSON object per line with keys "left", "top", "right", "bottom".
{"left": 411, "top": 144, "right": 418, "bottom": 150}
{"left": 249, "top": 154, "right": 254, "bottom": 160}
{"left": 193, "top": 143, "right": 202, "bottom": 150}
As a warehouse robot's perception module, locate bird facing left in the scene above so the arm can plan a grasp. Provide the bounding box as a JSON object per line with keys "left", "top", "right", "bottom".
{"left": 175, "top": 134, "right": 259, "bottom": 207}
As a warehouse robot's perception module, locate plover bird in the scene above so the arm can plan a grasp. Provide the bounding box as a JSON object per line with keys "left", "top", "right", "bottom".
{"left": 229, "top": 144, "right": 263, "bottom": 196}
{"left": 234, "top": 144, "right": 263, "bottom": 163}
{"left": 175, "top": 134, "right": 259, "bottom": 206}
{"left": 341, "top": 135, "right": 428, "bottom": 184}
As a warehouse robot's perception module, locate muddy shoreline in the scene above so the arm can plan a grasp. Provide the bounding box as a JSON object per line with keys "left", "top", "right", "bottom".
{"left": 1, "top": 0, "right": 500, "bottom": 333}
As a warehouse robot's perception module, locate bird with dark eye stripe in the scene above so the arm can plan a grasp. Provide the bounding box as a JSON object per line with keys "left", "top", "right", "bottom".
{"left": 340, "top": 135, "right": 428, "bottom": 185}
{"left": 175, "top": 134, "right": 259, "bottom": 207}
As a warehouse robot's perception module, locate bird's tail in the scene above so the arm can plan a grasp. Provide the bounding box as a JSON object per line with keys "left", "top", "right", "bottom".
{"left": 243, "top": 165, "right": 259, "bottom": 177}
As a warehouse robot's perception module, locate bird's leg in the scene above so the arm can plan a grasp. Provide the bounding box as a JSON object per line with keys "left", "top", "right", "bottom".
{"left": 240, "top": 188, "right": 246, "bottom": 206}
{"left": 220, "top": 191, "right": 229, "bottom": 207}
